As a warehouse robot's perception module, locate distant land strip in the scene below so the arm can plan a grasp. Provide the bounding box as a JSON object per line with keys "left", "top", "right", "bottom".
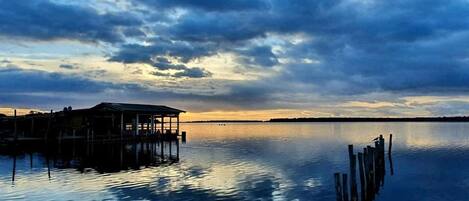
{"left": 184, "top": 120, "right": 263, "bottom": 123}
{"left": 268, "top": 117, "right": 469, "bottom": 122}
{"left": 185, "top": 117, "right": 469, "bottom": 123}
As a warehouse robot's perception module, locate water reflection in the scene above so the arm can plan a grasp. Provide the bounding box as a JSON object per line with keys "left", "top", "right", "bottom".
{"left": 2, "top": 122, "right": 469, "bottom": 200}
{"left": 2, "top": 140, "right": 180, "bottom": 182}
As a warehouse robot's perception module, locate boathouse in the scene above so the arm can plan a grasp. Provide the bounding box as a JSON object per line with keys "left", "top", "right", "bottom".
{"left": 0, "top": 102, "right": 185, "bottom": 142}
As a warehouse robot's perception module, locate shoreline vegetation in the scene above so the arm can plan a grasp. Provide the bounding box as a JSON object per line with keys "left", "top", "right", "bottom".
{"left": 185, "top": 116, "right": 469, "bottom": 123}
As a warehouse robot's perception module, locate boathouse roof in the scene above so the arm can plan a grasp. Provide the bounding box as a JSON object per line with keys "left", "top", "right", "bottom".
{"left": 91, "top": 102, "right": 185, "bottom": 114}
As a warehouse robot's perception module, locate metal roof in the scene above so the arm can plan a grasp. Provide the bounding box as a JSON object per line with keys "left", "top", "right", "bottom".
{"left": 91, "top": 102, "right": 185, "bottom": 114}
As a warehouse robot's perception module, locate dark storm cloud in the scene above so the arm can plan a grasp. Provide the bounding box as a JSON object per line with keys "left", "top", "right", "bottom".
{"left": 167, "top": 11, "right": 266, "bottom": 43}
{"left": 108, "top": 38, "right": 216, "bottom": 64}
{"left": 152, "top": 57, "right": 187, "bottom": 70}
{"left": 0, "top": 67, "right": 112, "bottom": 93}
{"left": 173, "top": 67, "right": 212, "bottom": 78}
{"left": 234, "top": 46, "right": 279, "bottom": 67}
{"left": 0, "top": 0, "right": 143, "bottom": 43}
{"left": 108, "top": 38, "right": 214, "bottom": 78}
{"left": 136, "top": 0, "right": 268, "bottom": 11}
{"left": 59, "top": 64, "right": 79, "bottom": 70}
{"left": 0, "top": 66, "right": 150, "bottom": 109}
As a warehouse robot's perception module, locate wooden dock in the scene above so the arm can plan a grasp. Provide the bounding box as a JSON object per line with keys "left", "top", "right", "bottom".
{"left": 0, "top": 102, "right": 187, "bottom": 145}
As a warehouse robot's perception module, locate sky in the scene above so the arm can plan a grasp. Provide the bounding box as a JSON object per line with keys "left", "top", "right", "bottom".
{"left": 1, "top": 0, "right": 469, "bottom": 120}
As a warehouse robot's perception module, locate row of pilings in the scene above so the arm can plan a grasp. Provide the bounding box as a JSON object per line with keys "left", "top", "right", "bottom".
{"left": 334, "top": 134, "right": 393, "bottom": 201}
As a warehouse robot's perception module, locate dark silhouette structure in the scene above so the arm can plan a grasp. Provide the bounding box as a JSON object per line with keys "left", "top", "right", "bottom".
{"left": 0, "top": 102, "right": 185, "bottom": 144}
{"left": 334, "top": 134, "right": 393, "bottom": 201}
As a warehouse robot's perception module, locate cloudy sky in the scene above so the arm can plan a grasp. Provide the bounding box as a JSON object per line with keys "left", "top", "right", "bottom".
{"left": 1, "top": 0, "right": 469, "bottom": 120}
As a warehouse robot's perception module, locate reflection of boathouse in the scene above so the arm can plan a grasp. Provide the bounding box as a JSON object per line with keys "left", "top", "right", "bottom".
{"left": 0, "top": 102, "right": 185, "bottom": 142}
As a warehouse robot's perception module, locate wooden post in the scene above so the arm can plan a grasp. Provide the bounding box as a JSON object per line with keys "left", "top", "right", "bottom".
{"left": 369, "top": 146, "right": 375, "bottom": 194}
{"left": 374, "top": 140, "right": 379, "bottom": 188}
{"left": 120, "top": 113, "right": 124, "bottom": 140}
{"left": 181, "top": 131, "right": 186, "bottom": 143}
{"left": 169, "top": 116, "right": 172, "bottom": 135}
{"left": 14, "top": 109, "right": 17, "bottom": 141}
{"left": 379, "top": 135, "right": 385, "bottom": 186}
{"left": 334, "top": 173, "right": 343, "bottom": 201}
{"left": 161, "top": 116, "right": 164, "bottom": 136}
{"left": 135, "top": 114, "right": 139, "bottom": 136}
{"left": 348, "top": 145, "right": 358, "bottom": 201}
{"left": 363, "top": 147, "right": 369, "bottom": 188}
{"left": 31, "top": 116, "right": 34, "bottom": 137}
{"left": 45, "top": 110, "right": 53, "bottom": 142}
{"left": 177, "top": 115, "right": 180, "bottom": 135}
{"left": 151, "top": 115, "right": 155, "bottom": 134}
{"left": 358, "top": 152, "right": 366, "bottom": 201}
{"left": 342, "top": 173, "right": 349, "bottom": 201}
{"left": 111, "top": 113, "right": 115, "bottom": 134}
{"left": 146, "top": 116, "right": 150, "bottom": 135}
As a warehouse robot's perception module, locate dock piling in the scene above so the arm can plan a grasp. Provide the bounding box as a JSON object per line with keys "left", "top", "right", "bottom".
{"left": 335, "top": 135, "right": 390, "bottom": 201}
{"left": 334, "top": 173, "right": 343, "bottom": 201}
{"left": 14, "top": 109, "right": 17, "bottom": 142}
{"left": 348, "top": 145, "right": 358, "bottom": 201}
{"left": 357, "top": 152, "right": 366, "bottom": 201}
{"left": 181, "top": 131, "right": 186, "bottom": 143}
{"left": 342, "top": 173, "right": 349, "bottom": 201}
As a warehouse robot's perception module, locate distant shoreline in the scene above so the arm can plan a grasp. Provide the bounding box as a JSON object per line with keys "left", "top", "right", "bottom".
{"left": 184, "top": 120, "right": 263, "bottom": 123}
{"left": 269, "top": 117, "right": 469, "bottom": 122}
{"left": 185, "top": 116, "right": 469, "bottom": 123}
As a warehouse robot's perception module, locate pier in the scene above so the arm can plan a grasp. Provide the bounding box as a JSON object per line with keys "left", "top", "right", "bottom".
{"left": 0, "top": 102, "right": 185, "bottom": 144}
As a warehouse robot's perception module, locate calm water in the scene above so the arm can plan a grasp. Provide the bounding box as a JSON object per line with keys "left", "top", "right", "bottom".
{"left": 2, "top": 122, "right": 469, "bottom": 200}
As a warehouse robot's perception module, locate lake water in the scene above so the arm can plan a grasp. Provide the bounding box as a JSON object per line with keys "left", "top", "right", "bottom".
{"left": 2, "top": 122, "right": 469, "bottom": 200}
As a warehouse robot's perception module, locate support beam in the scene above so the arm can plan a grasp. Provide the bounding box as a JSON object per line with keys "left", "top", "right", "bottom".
{"left": 177, "top": 115, "right": 180, "bottom": 135}
{"left": 146, "top": 117, "right": 150, "bottom": 135}
{"left": 120, "top": 113, "right": 124, "bottom": 139}
{"left": 151, "top": 115, "right": 155, "bottom": 134}
{"left": 136, "top": 114, "right": 139, "bottom": 136}
{"left": 161, "top": 116, "right": 164, "bottom": 135}
{"left": 31, "top": 117, "right": 35, "bottom": 137}
{"left": 169, "top": 116, "right": 172, "bottom": 135}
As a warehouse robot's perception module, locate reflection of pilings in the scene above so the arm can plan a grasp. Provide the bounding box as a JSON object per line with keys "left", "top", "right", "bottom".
{"left": 334, "top": 173, "right": 343, "bottom": 201}
{"left": 46, "top": 149, "right": 51, "bottom": 179}
{"left": 388, "top": 134, "right": 394, "bottom": 176}
{"left": 161, "top": 139, "right": 164, "bottom": 160}
{"left": 357, "top": 152, "right": 366, "bottom": 201}
{"left": 4, "top": 137, "right": 181, "bottom": 180}
{"left": 176, "top": 138, "right": 180, "bottom": 160}
{"left": 335, "top": 134, "right": 392, "bottom": 201}
{"left": 343, "top": 174, "right": 349, "bottom": 201}
{"left": 169, "top": 139, "right": 172, "bottom": 157}
{"left": 30, "top": 152, "right": 33, "bottom": 168}
{"left": 388, "top": 134, "right": 392, "bottom": 155}
{"left": 11, "top": 147, "right": 16, "bottom": 182}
